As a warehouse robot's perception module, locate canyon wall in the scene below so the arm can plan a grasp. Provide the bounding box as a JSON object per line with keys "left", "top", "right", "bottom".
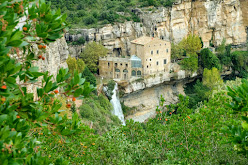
{"left": 122, "top": 80, "right": 185, "bottom": 122}
{"left": 26, "top": 37, "right": 69, "bottom": 94}
{"left": 66, "top": 0, "right": 247, "bottom": 57}
{"left": 34, "top": 0, "right": 247, "bottom": 122}
{"left": 36, "top": 37, "right": 69, "bottom": 76}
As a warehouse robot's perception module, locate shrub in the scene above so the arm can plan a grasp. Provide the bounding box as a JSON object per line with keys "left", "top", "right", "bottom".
{"left": 179, "top": 53, "right": 198, "bottom": 72}
{"left": 66, "top": 56, "right": 85, "bottom": 76}
{"left": 231, "top": 51, "right": 248, "bottom": 78}
{"left": 203, "top": 67, "right": 223, "bottom": 89}
{"left": 227, "top": 79, "right": 248, "bottom": 156}
{"left": 82, "top": 66, "right": 97, "bottom": 87}
{"left": 200, "top": 48, "right": 221, "bottom": 70}
{"left": 83, "top": 15, "right": 97, "bottom": 25}
{"left": 79, "top": 94, "right": 120, "bottom": 134}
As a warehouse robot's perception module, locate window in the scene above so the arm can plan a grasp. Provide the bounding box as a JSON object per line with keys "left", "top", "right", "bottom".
{"left": 124, "top": 74, "right": 127, "bottom": 79}
{"left": 164, "top": 59, "right": 167, "bottom": 64}
{"left": 126, "top": 64, "right": 128, "bottom": 67}
{"left": 131, "top": 55, "right": 142, "bottom": 68}
{"left": 137, "top": 70, "right": 141, "bottom": 76}
{"left": 115, "top": 63, "right": 117, "bottom": 67}
{"left": 151, "top": 51, "right": 153, "bottom": 55}
{"left": 147, "top": 65, "right": 148, "bottom": 68}
{"left": 166, "top": 49, "right": 168, "bottom": 53}
{"left": 108, "top": 62, "right": 110, "bottom": 67}
{"left": 115, "top": 69, "right": 120, "bottom": 72}
{"left": 132, "top": 70, "right": 136, "bottom": 76}
{"left": 123, "top": 69, "right": 128, "bottom": 73}
{"left": 156, "top": 61, "right": 159, "bottom": 65}
{"left": 157, "top": 50, "right": 159, "bottom": 54}
{"left": 150, "top": 58, "right": 152, "bottom": 61}
{"left": 120, "top": 63, "right": 122, "bottom": 66}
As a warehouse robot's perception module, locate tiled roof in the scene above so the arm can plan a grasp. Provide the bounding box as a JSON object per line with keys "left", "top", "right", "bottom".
{"left": 130, "top": 36, "right": 163, "bottom": 45}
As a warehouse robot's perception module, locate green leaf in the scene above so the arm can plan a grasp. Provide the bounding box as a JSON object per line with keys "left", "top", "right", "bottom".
{"left": 44, "top": 81, "right": 53, "bottom": 93}
{"left": 37, "top": 88, "right": 44, "bottom": 98}
{"left": 0, "top": 114, "right": 8, "bottom": 125}
{"left": 4, "top": 76, "right": 16, "bottom": 84}
{"left": 7, "top": 40, "right": 22, "bottom": 47}
{"left": 28, "top": 67, "right": 39, "bottom": 72}
{"left": 74, "top": 88, "right": 83, "bottom": 97}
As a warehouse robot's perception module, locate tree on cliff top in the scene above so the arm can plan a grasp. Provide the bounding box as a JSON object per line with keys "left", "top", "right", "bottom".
{"left": 80, "top": 41, "right": 108, "bottom": 73}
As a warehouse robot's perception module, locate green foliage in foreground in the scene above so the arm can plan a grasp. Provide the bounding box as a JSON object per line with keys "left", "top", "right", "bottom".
{"left": 0, "top": 0, "right": 97, "bottom": 164}
{"left": 226, "top": 79, "right": 248, "bottom": 156}
{"left": 38, "top": 79, "right": 248, "bottom": 164}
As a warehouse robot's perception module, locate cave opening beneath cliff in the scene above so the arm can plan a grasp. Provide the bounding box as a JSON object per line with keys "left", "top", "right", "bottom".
{"left": 113, "top": 48, "right": 122, "bottom": 57}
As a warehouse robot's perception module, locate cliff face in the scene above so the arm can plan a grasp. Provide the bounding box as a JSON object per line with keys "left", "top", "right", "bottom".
{"left": 122, "top": 81, "right": 185, "bottom": 122}
{"left": 36, "top": 37, "right": 69, "bottom": 76}
{"left": 66, "top": 0, "right": 247, "bottom": 57}
{"left": 143, "top": 0, "right": 247, "bottom": 46}
{"left": 26, "top": 37, "right": 69, "bottom": 95}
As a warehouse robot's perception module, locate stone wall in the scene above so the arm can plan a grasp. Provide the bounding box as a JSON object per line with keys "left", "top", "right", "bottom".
{"left": 66, "top": 0, "right": 247, "bottom": 57}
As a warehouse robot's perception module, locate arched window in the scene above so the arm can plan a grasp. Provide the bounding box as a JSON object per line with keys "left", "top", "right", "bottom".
{"left": 115, "top": 69, "right": 120, "bottom": 72}
{"left": 132, "top": 70, "right": 136, "bottom": 76}
{"left": 137, "top": 70, "right": 141, "bottom": 76}
{"left": 123, "top": 69, "right": 128, "bottom": 73}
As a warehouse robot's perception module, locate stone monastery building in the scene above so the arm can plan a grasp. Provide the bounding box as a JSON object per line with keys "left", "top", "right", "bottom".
{"left": 99, "top": 36, "right": 171, "bottom": 81}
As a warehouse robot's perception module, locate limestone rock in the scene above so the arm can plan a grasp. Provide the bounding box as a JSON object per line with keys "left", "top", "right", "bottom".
{"left": 66, "top": 0, "right": 247, "bottom": 58}
{"left": 35, "top": 37, "right": 69, "bottom": 78}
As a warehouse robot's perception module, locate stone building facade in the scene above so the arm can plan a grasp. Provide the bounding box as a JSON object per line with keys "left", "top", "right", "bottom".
{"left": 99, "top": 36, "right": 171, "bottom": 81}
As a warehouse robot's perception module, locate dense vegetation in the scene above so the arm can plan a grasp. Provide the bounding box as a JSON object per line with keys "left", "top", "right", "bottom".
{"left": 47, "top": 0, "right": 175, "bottom": 28}
{"left": 39, "top": 78, "right": 248, "bottom": 164}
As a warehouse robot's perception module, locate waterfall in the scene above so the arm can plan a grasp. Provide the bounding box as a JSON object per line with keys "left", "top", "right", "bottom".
{"left": 110, "top": 83, "right": 126, "bottom": 125}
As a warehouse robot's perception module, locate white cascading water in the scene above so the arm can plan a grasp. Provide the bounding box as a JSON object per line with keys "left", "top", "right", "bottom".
{"left": 110, "top": 83, "right": 126, "bottom": 125}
